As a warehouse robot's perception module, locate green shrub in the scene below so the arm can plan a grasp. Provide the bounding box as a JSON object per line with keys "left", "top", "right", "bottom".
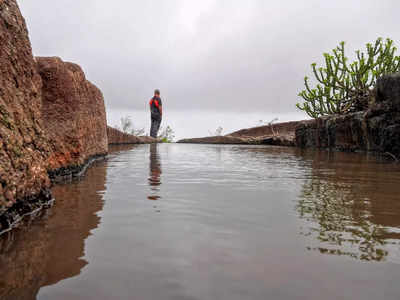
{"left": 159, "top": 125, "right": 175, "bottom": 143}
{"left": 297, "top": 38, "right": 400, "bottom": 118}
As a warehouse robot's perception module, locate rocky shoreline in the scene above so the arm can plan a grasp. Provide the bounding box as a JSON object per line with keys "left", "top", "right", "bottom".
{"left": 177, "top": 120, "right": 311, "bottom": 146}
{"left": 48, "top": 154, "right": 107, "bottom": 182}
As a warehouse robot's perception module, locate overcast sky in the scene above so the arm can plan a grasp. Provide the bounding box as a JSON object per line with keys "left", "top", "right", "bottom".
{"left": 19, "top": 0, "right": 400, "bottom": 115}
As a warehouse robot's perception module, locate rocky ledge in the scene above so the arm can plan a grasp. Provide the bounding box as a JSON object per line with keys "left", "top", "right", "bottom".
{"left": 107, "top": 126, "right": 157, "bottom": 145}
{"left": 178, "top": 121, "right": 310, "bottom": 146}
{"left": 296, "top": 73, "right": 400, "bottom": 159}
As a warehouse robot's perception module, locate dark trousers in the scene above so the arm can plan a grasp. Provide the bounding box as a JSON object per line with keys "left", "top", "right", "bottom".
{"left": 150, "top": 117, "right": 161, "bottom": 138}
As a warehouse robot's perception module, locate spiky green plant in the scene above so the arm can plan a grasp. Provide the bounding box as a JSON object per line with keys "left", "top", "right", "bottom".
{"left": 297, "top": 38, "right": 400, "bottom": 118}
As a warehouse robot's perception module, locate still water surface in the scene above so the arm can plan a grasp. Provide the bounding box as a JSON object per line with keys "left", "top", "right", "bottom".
{"left": 1, "top": 144, "right": 400, "bottom": 300}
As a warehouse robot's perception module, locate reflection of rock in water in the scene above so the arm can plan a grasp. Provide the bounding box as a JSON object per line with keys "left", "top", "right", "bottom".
{"left": 0, "top": 161, "right": 107, "bottom": 300}
{"left": 108, "top": 144, "right": 138, "bottom": 155}
{"left": 148, "top": 144, "right": 162, "bottom": 200}
{"left": 296, "top": 151, "right": 400, "bottom": 262}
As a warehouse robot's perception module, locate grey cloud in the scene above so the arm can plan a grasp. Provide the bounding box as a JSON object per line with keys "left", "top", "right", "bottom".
{"left": 19, "top": 0, "right": 400, "bottom": 113}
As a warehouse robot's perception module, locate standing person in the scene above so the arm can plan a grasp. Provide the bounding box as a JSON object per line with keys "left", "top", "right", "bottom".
{"left": 149, "top": 89, "right": 163, "bottom": 138}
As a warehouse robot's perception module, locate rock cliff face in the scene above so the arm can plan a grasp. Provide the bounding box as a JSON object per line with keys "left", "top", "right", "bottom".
{"left": 36, "top": 57, "right": 108, "bottom": 178}
{"left": 296, "top": 73, "right": 400, "bottom": 158}
{"left": 0, "top": 0, "right": 110, "bottom": 232}
{"left": 0, "top": 0, "right": 52, "bottom": 217}
{"left": 107, "top": 126, "right": 156, "bottom": 145}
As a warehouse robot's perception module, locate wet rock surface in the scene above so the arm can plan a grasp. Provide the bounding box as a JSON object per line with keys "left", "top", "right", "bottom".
{"left": 296, "top": 73, "right": 400, "bottom": 158}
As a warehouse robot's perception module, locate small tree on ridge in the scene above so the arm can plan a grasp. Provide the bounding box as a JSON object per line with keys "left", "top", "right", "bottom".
{"left": 297, "top": 38, "right": 400, "bottom": 118}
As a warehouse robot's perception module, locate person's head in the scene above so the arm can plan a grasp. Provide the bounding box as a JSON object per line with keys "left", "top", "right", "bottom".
{"left": 154, "top": 89, "right": 160, "bottom": 96}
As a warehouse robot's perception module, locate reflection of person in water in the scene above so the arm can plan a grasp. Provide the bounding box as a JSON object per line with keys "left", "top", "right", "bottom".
{"left": 148, "top": 144, "right": 162, "bottom": 200}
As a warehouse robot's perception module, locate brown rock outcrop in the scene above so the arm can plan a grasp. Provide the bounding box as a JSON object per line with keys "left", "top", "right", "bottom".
{"left": 0, "top": 1, "right": 110, "bottom": 232}
{"left": 107, "top": 126, "right": 141, "bottom": 144}
{"left": 295, "top": 73, "right": 400, "bottom": 158}
{"left": 107, "top": 126, "right": 157, "bottom": 145}
{"left": 178, "top": 136, "right": 248, "bottom": 144}
{"left": 36, "top": 57, "right": 108, "bottom": 179}
{"left": 178, "top": 121, "right": 308, "bottom": 146}
{"left": 0, "top": 0, "right": 52, "bottom": 216}
{"left": 229, "top": 120, "right": 306, "bottom": 139}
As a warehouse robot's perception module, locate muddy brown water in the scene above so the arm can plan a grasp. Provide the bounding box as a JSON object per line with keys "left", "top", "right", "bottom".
{"left": 1, "top": 144, "right": 400, "bottom": 300}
